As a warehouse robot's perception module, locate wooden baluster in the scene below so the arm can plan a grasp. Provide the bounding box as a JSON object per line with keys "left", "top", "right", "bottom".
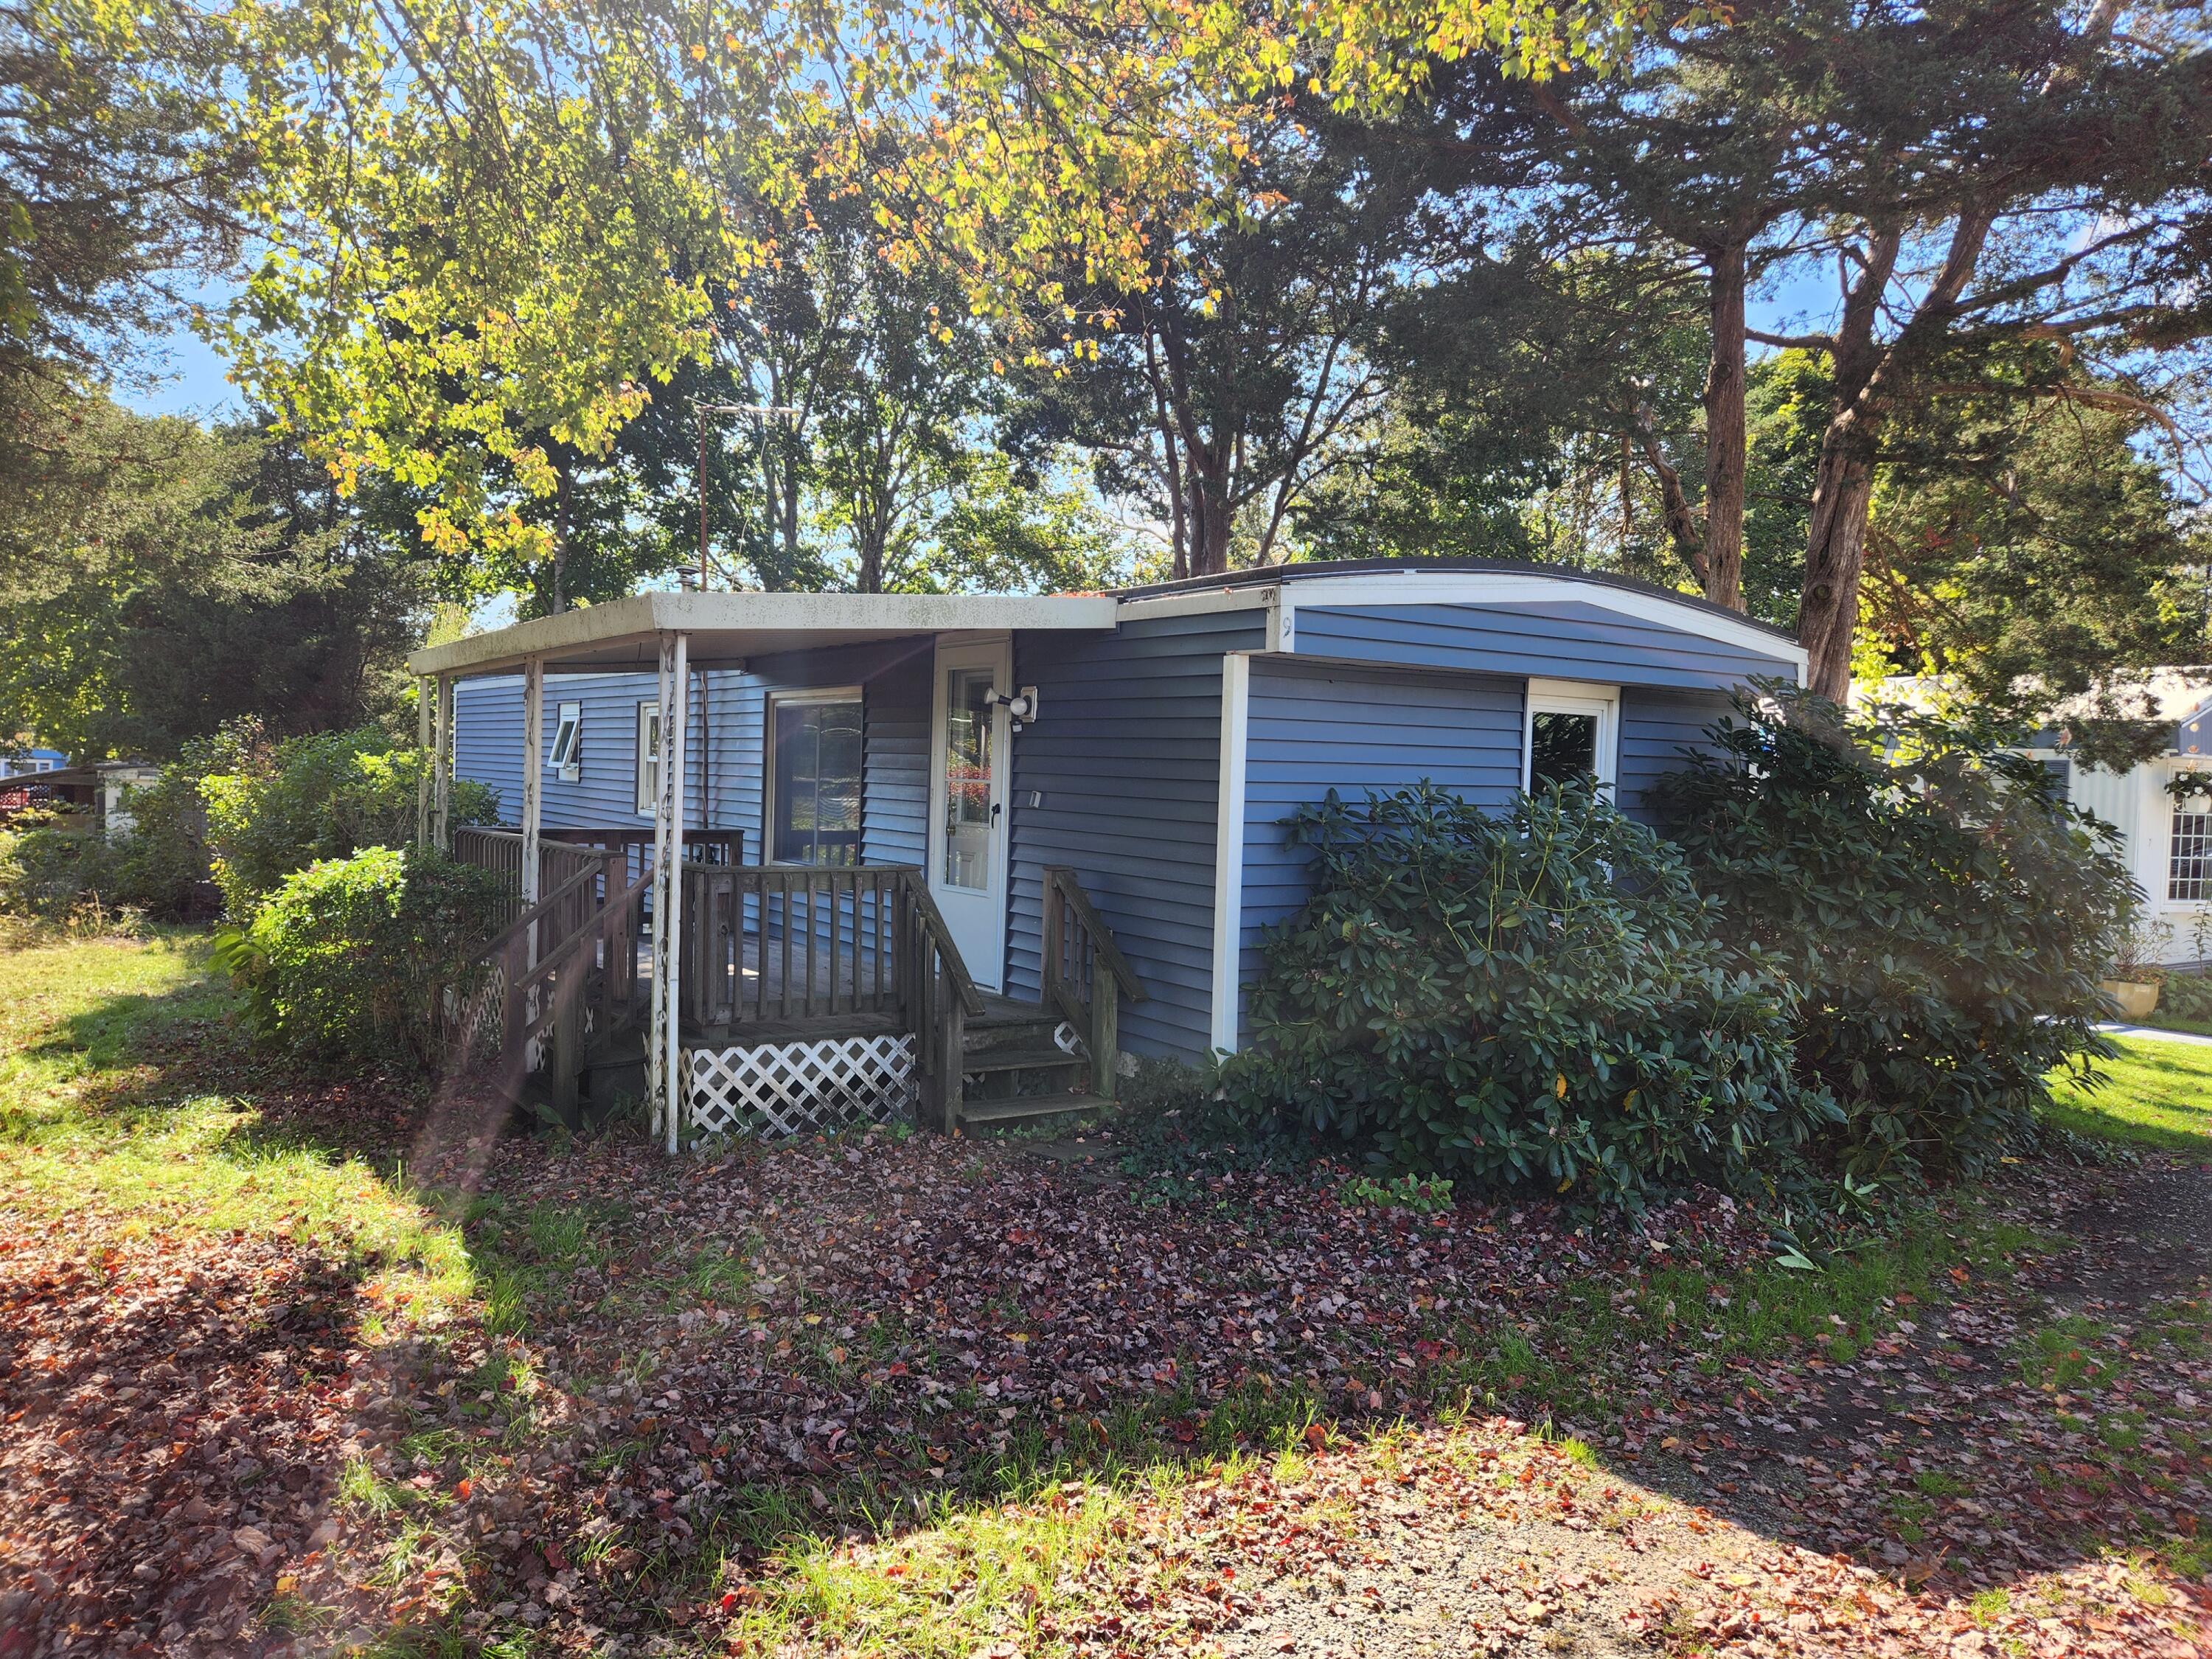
{"left": 778, "top": 874, "right": 793, "bottom": 1021}
{"left": 751, "top": 871, "right": 766, "bottom": 1024}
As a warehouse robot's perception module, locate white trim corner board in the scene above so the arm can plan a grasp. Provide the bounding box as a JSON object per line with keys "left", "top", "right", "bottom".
{"left": 1208, "top": 651, "right": 1253, "bottom": 1057}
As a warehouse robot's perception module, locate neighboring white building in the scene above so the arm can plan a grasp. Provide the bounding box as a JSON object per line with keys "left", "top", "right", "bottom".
{"left": 1869, "top": 669, "right": 2212, "bottom": 964}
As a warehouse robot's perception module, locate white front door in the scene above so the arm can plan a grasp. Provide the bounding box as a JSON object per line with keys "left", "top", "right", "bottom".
{"left": 928, "top": 636, "right": 1012, "bottom": 990}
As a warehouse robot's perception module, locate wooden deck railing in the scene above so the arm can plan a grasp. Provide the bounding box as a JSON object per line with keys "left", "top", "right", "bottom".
{"left": 451, "top": 844, "right": 986, "bottom": 1130}
{"left": 1043, "top": 866, "right": 1147, "bottom": 1093}
{"left": 678, "top": 862, "right": 984, "bottom": 1127}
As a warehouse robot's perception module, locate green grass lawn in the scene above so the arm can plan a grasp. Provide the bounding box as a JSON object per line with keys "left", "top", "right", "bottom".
{"left": 0, "top": 928, "right": 473, "bottom": 1323}
{"left": 2044, "top": 1032, "right": 2212, "bottom": 1152}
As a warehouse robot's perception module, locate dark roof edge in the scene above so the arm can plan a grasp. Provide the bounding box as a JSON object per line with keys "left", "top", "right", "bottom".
{"left": 1109, "top": 557, "right": 1804, "bottom": 647}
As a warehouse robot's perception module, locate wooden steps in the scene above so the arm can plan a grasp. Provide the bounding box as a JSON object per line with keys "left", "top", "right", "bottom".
{"left": 959, "top": 1092, "right": 1113, "bottom": 1125}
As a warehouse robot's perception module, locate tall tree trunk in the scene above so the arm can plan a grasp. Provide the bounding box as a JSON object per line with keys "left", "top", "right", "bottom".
{"left": 1798, "top": 426, "right": 1878, "bottom": 700}
{"left": 1701, "top": 240, "right": 1750, "bottom": 612}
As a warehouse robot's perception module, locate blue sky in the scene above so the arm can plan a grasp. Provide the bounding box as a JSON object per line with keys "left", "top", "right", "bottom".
{"left": 120, "top": 265, "right": 1851, "bottom": 422}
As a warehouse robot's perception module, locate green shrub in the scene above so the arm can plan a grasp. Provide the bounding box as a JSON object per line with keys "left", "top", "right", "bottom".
{"left": 0, "top": 818, "right": 125, "bottom": 928}
{"left": 105, "top": 761, "right": 218, "bottom": 918}
{"left": 218, "top": 845, "right": 509, "bottom": 1065}
{"left": 198, "top": 720, "right": 497, "bottom": 917}
{"left": 1218, "top": 782, "right": 1833, "bottom": 1210}
{"left": 2160, "top": 973, "right": 2212, "bottom": 1026}
{"left": 1653, "top": 686, "right": 2130, "bottom": 1186}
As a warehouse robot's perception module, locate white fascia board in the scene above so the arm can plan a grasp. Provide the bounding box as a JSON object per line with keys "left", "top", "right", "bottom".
{"left": 1274, "top": 571, "right": 1808, "bottom": 678}
{"left": 1208, "top": 651, "right": 1253, "bottom": 1057}
{"left": 1114, "top": 587, "right": 1279, "bottom": 624}
{"left": 408, "top": 591, "right": 1119, "bottom": 678}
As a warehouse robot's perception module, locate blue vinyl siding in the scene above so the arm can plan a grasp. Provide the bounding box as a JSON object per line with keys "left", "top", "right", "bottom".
{"left": 1234, "top": 660, "right": 1523, "bottom": 1045}
{"left": 1616, "top": 686, "right": 1736, "bottom": 825}
{"left": 448, "top": 638, "right": 932, "bottom": 866}
{"left": 454, "top": 670, "right": 705, "bottom": 827}
{"left": 1006, "top": 607, "right": 1268, "bottom": 1062}
{"left": 1292, "top": 600, "right": 1797, "bottom": 692}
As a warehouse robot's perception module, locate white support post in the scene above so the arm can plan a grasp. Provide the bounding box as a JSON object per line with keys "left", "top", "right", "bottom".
{"left": 520, "top": 655, "right": 543, "bottom": 964}
{"left": 414, "top": 675, "right": 434, "bottom": 848}
{"left": 432, "top": 676, "right": 455, "bottom": 852}
{"left": 662, "top": 632, "right": 689, "bottom": 1152}
{"left": 647, "top": 633, "right": 689, "bottom": 1153}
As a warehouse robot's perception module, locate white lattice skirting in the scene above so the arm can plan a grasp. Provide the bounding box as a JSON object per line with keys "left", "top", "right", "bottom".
{"left": 686, "top": 1035, "right": 917, "bottom": 1141}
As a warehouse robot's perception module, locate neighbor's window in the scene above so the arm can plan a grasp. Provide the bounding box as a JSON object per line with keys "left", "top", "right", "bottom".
{"left": 1524, "top": 681, "right": 1618, "bottom": 793}
{"left": 2171, "top": 806, "right": 2212, "bottom": 902}
{"left": 634, "top": 701, "right": 660, "bottom": 815}
{"left": 549, "top": 701, "right": 582, "bottom": 782}
{"left": 770, "top": 695, "right": 863, "bottom": 866}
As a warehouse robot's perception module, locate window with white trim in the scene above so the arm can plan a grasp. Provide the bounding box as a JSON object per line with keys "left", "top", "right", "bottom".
{"left": 1523, "top": 680, "right": 1618, "bottom": 793}
{"left": 2171, "top": 806, "right": 2212, "bottom": 902}
{"left": 767, "top": 691, "right": 863, "bottom": 866}
{"left": 635, "top": 701, "right": 660, "bottom": 815}
{"left": 548, "top": 701, "right": 582, "bottom": 782}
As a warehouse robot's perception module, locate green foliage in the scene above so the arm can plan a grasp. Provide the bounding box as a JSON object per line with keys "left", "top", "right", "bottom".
{"left": 0, "top": 394, "right": 434, "bottom": 761}
{"left": 218, "top": 845, "right": 507, "bottom": 1065}
{"left": 0, "top": 820, "right": 123, "bottom": 928}
{"left": 1655, "top": 686, "right": 2132, "bottom": 1185}
{"left": 1338, "top": 1172, "right": 1455, "bottom": 1214}
{"left": 1219, "top": 782, "right": 1832, "bottom": 1210}
{"left": 198, "top": 721, "right": 495, "bottom": 917}
{"left": 1857, "top": 394, "right": 2212, "bottom": 770}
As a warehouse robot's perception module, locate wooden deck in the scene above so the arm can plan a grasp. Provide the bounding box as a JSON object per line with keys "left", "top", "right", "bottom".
{"left": 675, "top": 925, "right": 1046, "bottom": 1044}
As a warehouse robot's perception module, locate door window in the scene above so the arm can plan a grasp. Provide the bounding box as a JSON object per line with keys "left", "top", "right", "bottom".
{"left": 941, "top": 667, "right": 996, "bottom": 891}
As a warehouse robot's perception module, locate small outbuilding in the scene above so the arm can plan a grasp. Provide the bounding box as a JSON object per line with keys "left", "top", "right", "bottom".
{"left": 413, "top": 560, "right": 1806, "bottom": 1147}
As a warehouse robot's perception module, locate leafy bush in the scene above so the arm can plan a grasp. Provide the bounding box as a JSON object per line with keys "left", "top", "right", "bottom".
{"left": 217, "top": 845, "right": 509, "bottom": 1065}
{"left": 198, "top": 720, "right": 497, "bottom": 917}
{"left": 1217, "top": 782, "right": 1832, "bottom": 1210}
{"left": 1653, "top": 686, "right": 2130, "bottom": 1186}
{"left": 2159, "top": 973, "right": 2212, "bottom": 1026}
{"left": 0, "top": 818, "right": 128, "bottom": 930}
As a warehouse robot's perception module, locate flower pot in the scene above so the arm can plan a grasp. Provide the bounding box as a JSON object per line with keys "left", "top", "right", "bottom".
{"left": 2100, "top": 978, "right": 2161, "bottom": 1020}
{"left": 2178, "top": 793, "right": 2212, "bottom": 816}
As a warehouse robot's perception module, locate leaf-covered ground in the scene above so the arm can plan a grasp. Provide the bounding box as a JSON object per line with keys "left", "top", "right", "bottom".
{"left": 1, "top": 934, "right": 2207, "bottom": 1658}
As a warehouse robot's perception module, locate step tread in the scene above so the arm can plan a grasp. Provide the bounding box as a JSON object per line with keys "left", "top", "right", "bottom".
{"left": 959, "top": 1092, "right": 1113, "bottom": 1125}
{"left": 961, "top": 1045, "right": 1085, "bottom": 1074}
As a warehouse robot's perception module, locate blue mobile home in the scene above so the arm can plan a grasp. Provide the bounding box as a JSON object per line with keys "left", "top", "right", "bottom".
{"left": 416, "top": 560, "right": 1804, "bottom": 1146}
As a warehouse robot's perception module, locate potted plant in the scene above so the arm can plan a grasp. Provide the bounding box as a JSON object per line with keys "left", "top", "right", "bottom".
{"left": 2168, "top": 771, "right": 2212, "bottom": 815}
{"left": 2101, "top": 905, "right": 2168, "bottom": 1021}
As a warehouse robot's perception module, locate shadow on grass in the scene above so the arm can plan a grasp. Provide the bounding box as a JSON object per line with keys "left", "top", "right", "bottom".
{"left": 11, "top": 940, "right": 2208, "bottom": 1655}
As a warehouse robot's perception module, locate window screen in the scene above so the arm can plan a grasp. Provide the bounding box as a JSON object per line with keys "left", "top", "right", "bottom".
{"left": 772, "top": 699, "right": 863, "bottom": 866}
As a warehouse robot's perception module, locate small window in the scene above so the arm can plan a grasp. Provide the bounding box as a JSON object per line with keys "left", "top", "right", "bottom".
{"left": 769, "top": 694, "right": 863, "bottom": 866}
{"left": 2171, "top": 806, "right": 2212, "bottom": 902}
{"left": 2040, "top": 757, "right": 2072, "bottom": 801}
{"left": 635, "top": 701, "right": 660, "bottom": 816}
{"left": 548, "top": 701, "right": 582, "bottom": 782}
{"left": 1523, "top": 680, "right": 1618, "bottom": 794}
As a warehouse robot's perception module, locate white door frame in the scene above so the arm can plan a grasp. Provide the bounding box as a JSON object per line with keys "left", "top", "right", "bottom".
{"left": 928, "top": 634, "right": 1014, "bottom": 991}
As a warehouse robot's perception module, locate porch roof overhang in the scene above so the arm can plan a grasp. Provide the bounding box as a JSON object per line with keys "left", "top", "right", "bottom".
{"left": 406, "top": 591, "right": 1121, "bottom": 678}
